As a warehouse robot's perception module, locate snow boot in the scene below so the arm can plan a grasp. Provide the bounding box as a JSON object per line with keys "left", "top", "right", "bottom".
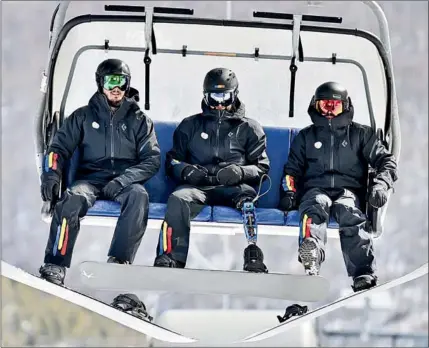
{"left": 111, "top": 293, "right": 153, "bottom": 322}
{"left": 39, "top": 263, "right": 66, "bottom": 286}
{"left": 154, "top": 254, "right": 185, "bottom": 268}
{"left": 298, "top": 237, "right": 324, "bottom": 276}
{"left": 107, "top": 256, "right": 130, "bottom": 264}
{"left": 243, "top": 243, "right": 268, "bottom": 273}
{"left": 352, "top": 274, "right": 378, "bottom": 292}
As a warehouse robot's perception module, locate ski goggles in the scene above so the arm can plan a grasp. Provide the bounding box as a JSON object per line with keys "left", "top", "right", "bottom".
{"left": 103, "top": 74, "right": 129, "bottom": 91}
{"left": 316, "top": 99, "right": 344, "bottom": 116}
{"left": 204, "top": 91, "right": 235, "bottom": 107}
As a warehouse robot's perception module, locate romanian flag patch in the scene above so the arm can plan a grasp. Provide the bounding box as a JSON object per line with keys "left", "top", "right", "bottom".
{"left": 282, "top": 174, "right": 296, "bottom": 192}
{"left": 44, "top": 152, "right": 59, "bottom": 172}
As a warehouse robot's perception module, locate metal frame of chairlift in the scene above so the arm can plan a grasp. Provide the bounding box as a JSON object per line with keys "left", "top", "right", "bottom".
{"left": 34, "top": 1, "right": 401, "bottom": 241}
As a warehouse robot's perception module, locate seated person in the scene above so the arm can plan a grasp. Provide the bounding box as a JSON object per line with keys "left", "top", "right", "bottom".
{"left": 153, "top": 67, "right": 271, "bottom": 273}
{"left": 279, "top": 81, "right": 398, "bottom": 292}
{"left": 39, "top": 58, "right": 160, "bottom": 318}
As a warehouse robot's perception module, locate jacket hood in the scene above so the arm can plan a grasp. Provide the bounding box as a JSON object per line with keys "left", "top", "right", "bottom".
{"left": 307, "top": 97, "right": 354, "bottom": 130}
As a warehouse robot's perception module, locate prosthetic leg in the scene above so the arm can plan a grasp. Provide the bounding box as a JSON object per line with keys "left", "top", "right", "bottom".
{"left": 238, "top": 199, "right": 268, "bottom": 273}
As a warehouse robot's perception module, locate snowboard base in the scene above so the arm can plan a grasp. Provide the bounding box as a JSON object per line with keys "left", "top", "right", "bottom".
{"left": 1, "top": 261, "right": 197, "bottom": 344}
{"left": 239, "top": 262, "right": 428, "bottom": 343}
{"left": 79, "top": 261, "right": 330, "bottom": 302}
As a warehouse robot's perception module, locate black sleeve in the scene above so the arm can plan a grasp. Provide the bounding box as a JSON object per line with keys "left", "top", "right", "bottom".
{"left": 165, "top": 121, "right": 192, "bottom": 183}
{"left": 115, "top": 115, "right": 161, "bottom": 188}
{"left": 241, "top": 120, "right": 270, "bottom": 186}
{"left": 361, "top": 128, "right": 398, "bottom": 189}
{"left": 46, "top": 109, "right": 84, "bottom": 175}
{"left": 280, "top": 131, "right": 306, "bottom": 196}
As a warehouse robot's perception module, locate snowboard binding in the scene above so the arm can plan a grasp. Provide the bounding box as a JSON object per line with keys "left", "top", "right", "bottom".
{"left": 111, "top": 293, "right": 153, "bottom": 322}
{"left": 277, "top": 304, "right": 308, "bottom": 323}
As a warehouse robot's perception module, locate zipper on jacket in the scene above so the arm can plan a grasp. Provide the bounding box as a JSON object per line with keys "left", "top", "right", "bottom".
{"left": 215, "top": 110, "right": 224, "bottom": 159}
{"left": 110, "top": 115, "right": 115, "bottom": 175}
{"left": 329, "top": 119, "right": 334, "bottom": 188}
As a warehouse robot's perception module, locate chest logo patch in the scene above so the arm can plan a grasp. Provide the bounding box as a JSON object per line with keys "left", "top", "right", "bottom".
{"left": 314, "top": 141, "right": 322, "bottom": 149}
{"left": 201, "top": 132, "right": 208, "bottom": 140}
{"left": 121, "top": 124, "right": 127, "bottom": 132}
{"left": 92, "top": 121, "right": 100, "bottom": 129}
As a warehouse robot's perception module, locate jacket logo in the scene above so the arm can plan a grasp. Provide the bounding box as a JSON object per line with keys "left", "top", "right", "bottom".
{"left": 92, "top": 121, "right": 100, "bottom": 129}
{"left": 201, "top": 132, "right": 208, "bottom": 140}
{"left": 228, "top": 132, "right": 234, "bottom": 137}
{"left": 121, "top": 124, "right": 127, "bottom": 132}
{"left": 314, "top": 141, "right": 322, "bottom": 149}
{"left": 342, "top": 140, "right": 348, "bottom": 147}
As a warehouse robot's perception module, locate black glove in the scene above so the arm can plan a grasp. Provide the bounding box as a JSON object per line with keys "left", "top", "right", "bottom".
{"left": 279, "top": 191, "right": 296, "bottom": 211}
{"left": 216, "top": 164, "right": 244, "bottom": 186}
{"left": 182, "top": 165, "right": 209, "bottom": 186}
{"left": 102, "top": 180, "right": 124, "bottom": 200}
{"left": 40, "top": 172, "right": 60, "bottom": 202}
{"left": 368, "top": 182, "right": 389, "bottom": 208}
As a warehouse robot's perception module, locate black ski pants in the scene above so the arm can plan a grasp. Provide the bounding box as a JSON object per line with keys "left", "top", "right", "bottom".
{"left": 298, "top": 187, "right": 375, "bottom": 278}
{"left": 155, "top": 184, "right": 257, "bottom": 265}
{"left": 44, "top": 180, "right": 149, "bottom": 267}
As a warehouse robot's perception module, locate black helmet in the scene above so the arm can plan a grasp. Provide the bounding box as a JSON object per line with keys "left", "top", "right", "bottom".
{"left": 314, "top": 81, "right": 349, "bottom": 107}
{"left": 95, "top": 58, "right": 131, "bottom": 93}
{"left": 203, "top": 68, "right": 239, "bottom": 107}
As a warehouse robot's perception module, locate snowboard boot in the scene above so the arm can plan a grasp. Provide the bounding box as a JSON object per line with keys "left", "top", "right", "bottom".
{"left": 352, "top": 274, "right": 378, "bottom": 292}
{"left": 243, "top": 243, "right": 268, "bottom": 273}
{"left": 298, "top": 237, "right": 324, "bottom": 276}
{"left": 107, "top": 256, "right": 130, "bottom": 264}
{"left": 39, "top": 263, "right": 66, "bottom": 286}
{"left": 154, "top": 254, "right": 185, "bottom": 268}
{"left": 111, "top": 293, "right": 153, "bottom": 322}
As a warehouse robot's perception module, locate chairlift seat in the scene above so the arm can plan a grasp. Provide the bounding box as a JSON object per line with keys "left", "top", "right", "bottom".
{"left": 64, "top": 121, "right": 340, "bottom": 234}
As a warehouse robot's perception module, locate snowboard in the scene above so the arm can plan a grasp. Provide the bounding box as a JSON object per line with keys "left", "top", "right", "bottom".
{"left": 1, "top": 261, "right": 197, "bottom": 344}
{"left": 238, "top": 262, "right": 428, "bottom": 343}
{"left": 79, "top": 261, "right": 330, "bottom": 302}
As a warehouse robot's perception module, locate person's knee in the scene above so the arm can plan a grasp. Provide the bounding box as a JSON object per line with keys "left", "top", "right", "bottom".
{"left": 300, "top": 205, "right": 329, "bottom": 225}
{"left": 167, "top": 192, "right": 189, "bottom": 210}
{"left": 333, "top": 203, "right": 366, "bottom": 228}
{"left": 55, "top": 193, "right": 86, "bottom": 219}
{"left": 125, "top": 184, "right": 149, "bottom": 207}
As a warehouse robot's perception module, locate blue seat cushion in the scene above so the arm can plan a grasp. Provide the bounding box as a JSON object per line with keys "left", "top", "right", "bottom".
{"left": 86, "top": 201, "right": 212, "bottom": 222}
{"left": 212, "top": 206, "right": 286, "bottom": 226}
{"left": 286, "top": 210, "right": 339, "bottom": 228}
{"left": 256, "top": 126, "right": 291, "bottom": 209}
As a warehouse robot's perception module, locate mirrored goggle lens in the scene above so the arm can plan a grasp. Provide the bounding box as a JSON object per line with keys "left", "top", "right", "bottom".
{"left": 317, "top": 99, "right": 343, "bottom": 116}
{"left": 205, "top": 92, "right": 233, "bottom": 106}
{"left": 103, "top": 74, "right": 128, "bottom": 91}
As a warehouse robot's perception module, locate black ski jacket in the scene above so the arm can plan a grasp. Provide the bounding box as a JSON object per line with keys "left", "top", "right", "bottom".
{"left": 166, "top": 99, "right": 270, "bottom": 187}
{"left": 281, "top": 100, "right": 398, "bottom": 199}
{"left": 48, "top": 92, "right": 161, "bottom": 187}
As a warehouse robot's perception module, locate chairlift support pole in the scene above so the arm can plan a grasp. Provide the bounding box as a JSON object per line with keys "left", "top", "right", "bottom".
{"left": 363, "top": 1, "right": 400, "bottom": 162}
{"left": 35, "top": 0, "right": 70, "bottom": 177}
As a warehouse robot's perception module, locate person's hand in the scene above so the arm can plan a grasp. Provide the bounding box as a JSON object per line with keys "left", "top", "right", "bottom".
{"left": 103, "top": 180, "right": 124, "bottom": 200}
{"left": 182, "top": 165, "right": 209, "bottom": 186}
{"left": 216, "top": 164, "right": 244, "bottom": 186}
{"left": 41, "top": 173, "right": 60, "bottom": 202}
{"left": 279, "top": 191, "right": 296, "bottom": 211}
{"left": 368, "top": 182, "right": 389, "bottom": 208}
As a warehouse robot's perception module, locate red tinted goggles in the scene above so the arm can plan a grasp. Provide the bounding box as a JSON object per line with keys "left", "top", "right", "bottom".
{"left": 316, "top": 99, "right": 344, "bottom": 117}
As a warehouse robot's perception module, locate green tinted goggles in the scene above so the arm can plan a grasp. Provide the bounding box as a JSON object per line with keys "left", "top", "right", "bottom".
{"left": 103, "top": 74, "right": 129, "bottom": 91}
